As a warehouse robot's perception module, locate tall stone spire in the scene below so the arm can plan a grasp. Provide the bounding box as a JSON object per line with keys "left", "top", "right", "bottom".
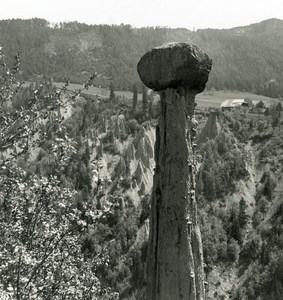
{"left": 137, "top": 42, "right": 212, "bottom": 300}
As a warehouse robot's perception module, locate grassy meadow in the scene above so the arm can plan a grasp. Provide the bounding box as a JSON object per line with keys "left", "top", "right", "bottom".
{"left": 195, "top": 90, "right": 277, "bottom": 109}
{"left": 54, "top": 82, "right": 278, "bottom": 110}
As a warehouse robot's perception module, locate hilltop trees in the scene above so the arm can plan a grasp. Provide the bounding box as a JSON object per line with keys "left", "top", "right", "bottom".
{"left": 1, "top": 18, "right": 283, "bottom": 96}
{"left": 263, "top": 79, "right": 281, "bottom": 98}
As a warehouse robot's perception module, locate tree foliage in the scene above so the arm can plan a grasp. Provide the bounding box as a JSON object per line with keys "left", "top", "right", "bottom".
{"left": 1, "top": 18, "right": 283, "bottom": 96}
{"left": 0, "top": 48, "right": 119, "bottom": 299}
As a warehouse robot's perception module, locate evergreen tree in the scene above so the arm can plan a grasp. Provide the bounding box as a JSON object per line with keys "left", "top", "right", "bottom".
{"left": 256, "top": 100, "right": 265, "bottom": 118}
{"left": 239, "top": 198, "right": 248, "bottom": 228}
{"left": 228, "top": 204, "right": 241, "bottom": 243}
{"left": 109, "top": 81, "right": 115, "bottom": 101}
{"left": 132, "top": 83, "right": 138, "bottom": 116}
{"left": 148, "top": 92, "right": 154, "bottom": 118}
{"left": 142, "top": 85, "right": 148, "bottom": 117}
{"left": 276, "top": 102, "right": 283, "bottom": 118}
{"left": 264, "top": 107, "right": 270, "bottom": 117}
{"left": 227, "top": 238, "right": 240, "bottom": 262}
{"left": 203, "top": 170, "right": 216, "bottom": 201}
{"left": 276, "top": 102, "right": 282, "bottom": 132}
{"left": 263, "top": 172, "right": 276, "bottom": 200}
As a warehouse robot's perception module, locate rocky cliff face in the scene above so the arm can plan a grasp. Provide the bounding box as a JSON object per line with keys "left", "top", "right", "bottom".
{"left": 131, "top": 124, "right": 155, "bottom": 197}
{"left": 198, "top": 111, "right": 222, "bottom": 143}
{"left": 91, "top": 116, "right": 156, "bottom": 207}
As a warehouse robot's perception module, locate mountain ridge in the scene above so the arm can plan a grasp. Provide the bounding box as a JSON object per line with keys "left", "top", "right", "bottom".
{"left": 0, "top": 18, "right": 282, "bottom": 96}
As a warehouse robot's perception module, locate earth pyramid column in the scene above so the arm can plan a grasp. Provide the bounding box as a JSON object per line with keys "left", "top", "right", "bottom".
{"left": 137, "top": 43, "right": 212, "bottom": 300}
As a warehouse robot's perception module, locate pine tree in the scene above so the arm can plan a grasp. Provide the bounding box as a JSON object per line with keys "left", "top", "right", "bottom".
{"left": 148, "top": 92, "right": 154, "bottom": 118}
{"left": 239, "top": 198, "right": 248, "bottom": 228}
{"left": 203, "top": 170, "right": 216, "bottom": 201}
{"left": 256, "top": 100, "right": 265, "bottom": 118}
{"left": 109, "top": 81, "right": 115, "bottom": 101}
{"left": 228, "top": 204, "right": 241, "bottom": 243}
{"left": 132, "top": 83, "right": 138, "bottom": 116}
{"left": 276, "top": 102, "right": 282, "bottom": 132}
{"left": 277, "top": 102, "right": 283, "bottom": 118}
{"left": 142, "top": 85, "right": 148, "bottom": 117}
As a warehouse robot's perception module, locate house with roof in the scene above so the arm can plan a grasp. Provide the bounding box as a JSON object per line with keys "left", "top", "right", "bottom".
{"left": 220, "top": 99, "right": 250, "bottom": 111}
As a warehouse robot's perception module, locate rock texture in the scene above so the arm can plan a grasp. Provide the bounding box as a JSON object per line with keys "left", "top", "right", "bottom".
{"left": 137, "top": 42, "right": 212, "bottom": 93}
{"left": 137, "top": 43, "right": 212, "bottom": 300}
{"left": 198, "top": 111, "right": 221, "bottom": 143}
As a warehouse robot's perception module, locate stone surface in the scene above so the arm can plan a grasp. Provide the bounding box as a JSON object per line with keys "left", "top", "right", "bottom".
{"left": 138, "top": 44, "right": 212, "bottom": 300}
{"left": 198, "top": 111, "right": 221, "bottom": 143}
{"left": 137, "top": 42, "right": 212, "bottom": 93}
{"left": 146, "top": 90, "right": 206, "bottom": 300}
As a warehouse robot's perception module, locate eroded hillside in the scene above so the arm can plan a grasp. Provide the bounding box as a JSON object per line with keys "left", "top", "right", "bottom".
{"left": 82, "top": 100, "right": 283, "bottom": 299}
{"left": 194, "top": 109, "right": 283, "bottom": 300}
{"left": 4, "top": 75, "right": 282, "bottom": 299}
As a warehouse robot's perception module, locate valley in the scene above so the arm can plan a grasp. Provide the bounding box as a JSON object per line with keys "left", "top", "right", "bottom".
{"left": 0, "top": 17, "right": 283, "bottom": 300}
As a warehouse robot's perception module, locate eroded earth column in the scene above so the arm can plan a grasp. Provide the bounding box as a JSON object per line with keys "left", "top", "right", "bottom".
{"left": 137, "top": 43, "right": 212, "bottom": 300}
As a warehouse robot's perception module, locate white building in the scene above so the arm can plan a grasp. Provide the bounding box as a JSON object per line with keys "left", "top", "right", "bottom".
{"left": 221, "top": 99, "right": 249, "bottom": 111}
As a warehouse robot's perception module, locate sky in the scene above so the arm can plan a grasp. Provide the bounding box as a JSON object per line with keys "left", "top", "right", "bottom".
{"left": 0, "top": 0, "right": 282, "bottom": 30}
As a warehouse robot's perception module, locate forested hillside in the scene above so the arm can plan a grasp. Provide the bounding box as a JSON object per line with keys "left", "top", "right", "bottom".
{"left": 1, "top": 43, "right": 283, "bottom": 299}
{"left": 195, "top": 108, "right": 283, "bottom": 299}
{"left": 1, "top": 16, "right": 283, "bottom": 300}
{"left": 0, "top": 50, "right": 157, "bottom": 299}
{"left": 0, "top": 18, "right": 283, "bottom": 97}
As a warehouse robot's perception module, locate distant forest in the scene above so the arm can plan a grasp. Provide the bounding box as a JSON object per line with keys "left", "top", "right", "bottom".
{"left": 0, "top": 18, "right": 283, "bottom": 97}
